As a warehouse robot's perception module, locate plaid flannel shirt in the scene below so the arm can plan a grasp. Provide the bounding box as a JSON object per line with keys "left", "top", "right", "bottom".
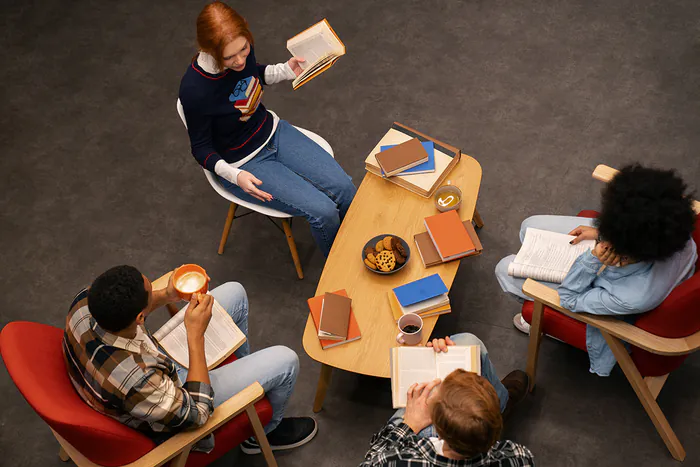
{"left": 62, "top": 289, "right": 215, "bottom": 446}
{"left": 359, "top": 422, "right": 535, "bottom": 467}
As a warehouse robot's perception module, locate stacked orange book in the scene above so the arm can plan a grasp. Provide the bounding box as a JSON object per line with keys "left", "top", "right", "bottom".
{"left": 414, "top": 211, "right": 483, "bottom": 267}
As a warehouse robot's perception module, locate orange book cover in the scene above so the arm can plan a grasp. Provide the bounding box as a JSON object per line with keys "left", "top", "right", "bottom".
{"left": 308, "top": 289, "right": 361, "bottom": 349}
{"left": 424, "top": 210, "right": 475, "bottom": 261}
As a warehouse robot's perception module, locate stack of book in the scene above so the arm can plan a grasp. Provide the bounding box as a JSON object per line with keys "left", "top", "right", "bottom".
{"left": 388, "top": 274, "right": 451, "bottom": 321}
{"left": 414, "top": 210, "right": 483, "bottom": 267}
{"left": 307, "top": 290, "right": 362, "bottom": 349}
{"left": 231, "top": 76, "right": 263, "bottom": 121}
{"left": 365, "top": 123, "right": 461, "bottom": 198}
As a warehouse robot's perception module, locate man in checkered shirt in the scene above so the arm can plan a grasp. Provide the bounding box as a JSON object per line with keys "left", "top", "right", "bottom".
{"left": 359, "top": 335, "right": 534, "bottom": 466}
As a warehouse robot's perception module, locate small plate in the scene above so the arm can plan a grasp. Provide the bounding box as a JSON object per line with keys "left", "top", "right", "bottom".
{"left": 361, "top": 234, "right": 411, "bottom": 275}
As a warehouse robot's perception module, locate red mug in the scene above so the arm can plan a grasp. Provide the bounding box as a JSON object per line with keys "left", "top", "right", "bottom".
{"left": 172, "top": 264, "right": 209, "bottom": 300}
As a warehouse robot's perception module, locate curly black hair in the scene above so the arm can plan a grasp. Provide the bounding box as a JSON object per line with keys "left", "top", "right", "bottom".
{"left": 87, "top": 265, "right": 149, "bottom": 332}
{"left": 596, "top": 164, "right": 695, "bottom": 262}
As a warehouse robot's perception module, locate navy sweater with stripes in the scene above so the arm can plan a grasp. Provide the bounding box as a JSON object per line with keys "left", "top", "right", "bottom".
{"left": 179, "top": 48, "right": 274, "bottom": 172}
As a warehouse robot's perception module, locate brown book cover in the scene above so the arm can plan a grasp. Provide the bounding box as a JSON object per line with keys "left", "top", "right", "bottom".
{"left": 307, "top": 290, "right": 361, "bottom": 349}
{"left": 375, "top": 138, "right": 429, "bottom": 177}
{"left": 415, "top": 220, "right": 483, "bottom": 267}
{"left": 318, "top": 292, "right": 352, "bottom": 340}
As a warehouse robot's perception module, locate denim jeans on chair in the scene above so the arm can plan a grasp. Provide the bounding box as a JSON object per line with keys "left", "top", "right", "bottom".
{"left": 219, "top": 120, "right": 357, "bottom": 257}
{"left": 388, "top": 333, "right": 509, "bottom": 439}
{"left": 171, "top": 282, "right": 299, "bottom": 433}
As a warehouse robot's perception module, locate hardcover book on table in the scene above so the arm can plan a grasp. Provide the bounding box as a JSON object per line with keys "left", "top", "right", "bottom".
{"left": 424, "top": 210, "right": 476, "bottom": 261}
{"left": 307, "top": 290, "right": 361, "bottom": 349}
{"left": 415, "top": 220, "right": 483, "bottom": 267}
{"left": 318, "top": 292, "right": 352, "bottom": 340}
{"left": 380, "top": 141, "right": 436, "bottom": 176}
{"left": 364, "top": 123, "right": 461, "bottom": 198}
{"left": 375, "top": 138, "right": 430, "bottom": 177}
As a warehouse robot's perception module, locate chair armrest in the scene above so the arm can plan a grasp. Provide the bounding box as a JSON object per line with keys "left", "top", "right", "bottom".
{"left": 522, "top": 279, "right": 700, "bottom": 356}
{"left": 131, "top": 382, "right": 265, "bottom": 467}
{"left": 151, "top": 272, "right": 173, "bottom": 291}
{"left": 592, "top": 164, "right": 700, "bottom": 214}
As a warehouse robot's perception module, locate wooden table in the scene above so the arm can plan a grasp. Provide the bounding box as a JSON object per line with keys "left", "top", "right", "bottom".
{"left": 302, "top": 154, "right": 483, "bottom": 412}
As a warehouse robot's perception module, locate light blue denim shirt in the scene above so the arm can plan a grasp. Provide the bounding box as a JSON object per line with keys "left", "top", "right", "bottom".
{"left": 558, "top": 239, "right": 697, "bottom": 376}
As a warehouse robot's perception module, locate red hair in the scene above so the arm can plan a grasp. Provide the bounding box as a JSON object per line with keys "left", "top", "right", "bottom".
{"left": 196, "top": 2, "right": 254, "bottom": 70}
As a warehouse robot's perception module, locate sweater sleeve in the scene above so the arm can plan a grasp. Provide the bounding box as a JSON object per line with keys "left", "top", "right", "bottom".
{"left": 180, "top": 94, "right": 222, "bottom": 172}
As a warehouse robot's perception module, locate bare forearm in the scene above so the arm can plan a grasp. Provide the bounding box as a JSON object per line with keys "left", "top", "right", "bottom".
{"left": 150, "top": 289, "right": 180, "bottom": 311}
{"left": 186, "top": 335, "right": 210, "bottom": 385}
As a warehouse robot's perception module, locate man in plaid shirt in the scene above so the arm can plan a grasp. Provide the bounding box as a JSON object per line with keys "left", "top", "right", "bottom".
{"left": 63, "top": 265, "right": 317, "bottom": 455}
{"left": 359, "top": 335, "right": 534, "bottom": 466}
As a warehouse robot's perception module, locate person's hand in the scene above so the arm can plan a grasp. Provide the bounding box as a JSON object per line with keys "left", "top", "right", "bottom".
{"left": 184, "top": 293, "right": 213, "bottom": 339}
{"left": 426, "top": 336, "right": 455, "bottom": 353}
{"left": 236, "top": 170, "right": 273, "bottom": 202}
{"left": 287, "top": 57, "right": 306, "bottom": 77}
{"left": 403, "top": 379, "right": 441, "bottom": 433}
{"left": 593, "top": 241, "right": 627, "bottom": 266}
{"left": 568, "top": 225, "right": 599, "bottom": 245}
{"left": 165, "top": 270, "right": 181, "bottom": 302}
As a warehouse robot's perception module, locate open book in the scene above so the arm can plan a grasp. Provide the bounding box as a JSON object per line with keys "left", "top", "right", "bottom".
{"left": 153, "top": 298, "right": 246, "bottom": 370}
{"left": 287, "top": 19, "right": 345, "bottom": 90}
{"left": 390, "top": 346, "right": 481, "bottom": 408}
{"left": 507, "top": 228, "right": 596, "bottom": 283}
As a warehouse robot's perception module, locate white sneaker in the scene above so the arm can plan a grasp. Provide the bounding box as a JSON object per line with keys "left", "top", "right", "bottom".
{"left": 513, "top": 313, "right": 531, "bottom": 335}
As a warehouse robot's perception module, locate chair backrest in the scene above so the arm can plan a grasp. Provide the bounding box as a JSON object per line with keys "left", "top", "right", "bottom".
{"left": 0, "top": 321, "right": 155, "bottom": 466}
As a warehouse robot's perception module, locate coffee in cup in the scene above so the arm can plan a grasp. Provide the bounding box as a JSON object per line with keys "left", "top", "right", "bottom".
{"left": 396, "top": 314, "right": 423, "bottom": 345}
{"left": 172, "top": 264, "right": 209, "bottom": 300}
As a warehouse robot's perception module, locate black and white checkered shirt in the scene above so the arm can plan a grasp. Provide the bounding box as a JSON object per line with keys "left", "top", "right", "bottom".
{"left": 359, "top": 422, "right": 534, "bottom": 467}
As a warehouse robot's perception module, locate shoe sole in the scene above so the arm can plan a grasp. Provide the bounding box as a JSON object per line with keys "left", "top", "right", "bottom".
{"left": 241, "top": 422, "right": 319, "bottom": 455}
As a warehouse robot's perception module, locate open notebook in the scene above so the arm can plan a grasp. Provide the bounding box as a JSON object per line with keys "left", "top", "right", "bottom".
{"left": 390, "top": 346, "right": 480, "bottom": 408}
{"left": 508, "top": 228, "right": 596, "bottom": 283}
{"left": 287, "top": 19, "right": 345, "bottom": 90}
{"left": 153, "top": 298, "right": 246, "bottom": 370}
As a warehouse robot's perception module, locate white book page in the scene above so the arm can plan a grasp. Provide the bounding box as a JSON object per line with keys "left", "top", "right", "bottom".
{"left": 287, "top": 22, "right": 342, "bottom": 71}
{"left": 435, "top": 346, "right": 480, "bottom": 380}
{"left": 507, "top": 228, "right": 595, "bottom": 283}
{"left": 154, "top": 298, "right": 245, "bottom": 369}
{"left": 396, "top": 348, "right": 437, "bottom": 407}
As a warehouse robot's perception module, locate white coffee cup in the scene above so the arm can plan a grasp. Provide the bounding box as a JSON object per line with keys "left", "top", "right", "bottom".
{"left": 396, "top": 314, "right": 423, "bottom": 346}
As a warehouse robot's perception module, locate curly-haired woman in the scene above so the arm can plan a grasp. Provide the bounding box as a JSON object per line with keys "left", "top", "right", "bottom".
{"left": 179, "top": 2, "right": 356, "bottom": 257}
{"left": 495, "top": 164, "right": 697, "bottom": 376}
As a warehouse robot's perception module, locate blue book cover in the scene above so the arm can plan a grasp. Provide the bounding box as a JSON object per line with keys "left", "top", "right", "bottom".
{"left": 229, "top": 76, "right": 253, "bottom": 102}
{"left": 380, "top": 141, "right": 435, "bottom": 176}
{"left": 393, "top": 273, "right": 448, "bottom": 307}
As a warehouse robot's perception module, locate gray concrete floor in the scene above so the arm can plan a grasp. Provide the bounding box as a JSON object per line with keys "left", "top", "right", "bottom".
{"left": 1, "top": 1, "right": 699, "bottom": 466}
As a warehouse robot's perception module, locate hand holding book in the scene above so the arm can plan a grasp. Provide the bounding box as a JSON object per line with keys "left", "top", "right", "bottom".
{"left": 403, "top": 378, "right": 442, "bottom": 434}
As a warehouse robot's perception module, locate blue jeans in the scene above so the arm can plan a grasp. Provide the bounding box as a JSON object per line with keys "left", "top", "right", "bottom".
{"left": 172, "top": 282, "right": 299, "bottom": 433}
{"left": 220, "top": 120, "right": 357, "bottom": 257}
{"left": 388, "top": 333, "right": 509, "bottom": 439}
{"left": 494, "top": 215, "right": 596, "bottom": 302}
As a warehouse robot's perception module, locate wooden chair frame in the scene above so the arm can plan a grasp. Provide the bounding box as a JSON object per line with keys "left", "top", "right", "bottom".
{"left": 53, "top": 272, "right": 278, "bottom": 467}
{"left": 523, "top": 164, "right": 700, "bottom": 462}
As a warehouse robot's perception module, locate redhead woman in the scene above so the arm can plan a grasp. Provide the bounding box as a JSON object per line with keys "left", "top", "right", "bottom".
{"left": 179, "top": 1, "right": 356, "bottom": 257}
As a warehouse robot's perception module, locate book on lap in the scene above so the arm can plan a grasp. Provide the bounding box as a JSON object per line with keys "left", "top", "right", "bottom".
{"left": 390, "top": 345, "right": 481, "bottom": 408}
{"left": 307, "top": 290, "right": 361, "bottom": 349}
{"left": 424, "top": 210, "right": 476, "bottom": 261}
{"left": 380, "top": 141, "right": 436, "bottom": 176}
{"left": 152, "top": 298, "right": 246, "bottom": 370}
{"left": 415, "top": 220, "right": 483, "bottom": 267}
{"left": 375, "top": 138, "right": 430, "bottom": 177}
{"left": 287, "top": 19, "right": 345, "bottom": 90}
{"left": 508, "top": 228, "right": 595, "bottom": 283}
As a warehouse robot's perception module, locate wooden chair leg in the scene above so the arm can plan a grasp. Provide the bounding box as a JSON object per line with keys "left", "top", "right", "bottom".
{"left": 525, "top": 300, "right": 545, "bottom": 392}
{"left": 58, "top": 446, "right": 70, "bottom": 462}
{"left": 169, "top": 446, "right": 193, "bottom": 467}
{"left": 313, "top": 364, "right": 333, "bottom": 413}
{"left": 281, "top": 219, "right": 304, "bottom": 280}
{"left": 601, "top": 331, "right": 685, "bottom": 461}
{"left": 246, "top": 405, "right": 278, "bottom": 467}
{"left": 644, "top": 374, "right": 669, "bottom": 400}
{"left": 218, "top": 203, "right": 237, "bottom": 255}
{"left": 472, "top": 208, "right": 485, "bottom": 229}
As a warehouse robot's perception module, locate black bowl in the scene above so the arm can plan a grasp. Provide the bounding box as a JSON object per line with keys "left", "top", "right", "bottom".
{"left": 361, "top": 234, "right": 411, "bottom": 275}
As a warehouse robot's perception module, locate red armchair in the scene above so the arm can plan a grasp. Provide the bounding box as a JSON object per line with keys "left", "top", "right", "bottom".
{"left": 0, "top": 273, "right": 278, "bottom": 467}
{"left": 522, "top": 165, "right": 700, "bottom": 461}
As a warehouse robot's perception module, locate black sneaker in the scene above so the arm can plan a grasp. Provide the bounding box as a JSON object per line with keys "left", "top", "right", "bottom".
{"left": 501, "top": 370, "right": 529, "bottom": 420}
{"left": 240, "top": 417, "right": 318, "bottom": 455}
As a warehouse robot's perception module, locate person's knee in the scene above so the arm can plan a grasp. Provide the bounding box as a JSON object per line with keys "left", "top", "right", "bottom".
{"left": 216, "top": 281, "right": 248, "bottom": 305}
{"left": 450, "top": 333, "right": 488, "bottom": 354}
{"left": 494, "top": 256, "right": 512, "bottom": 279}
{"left": 267, "top": 345, "right": 300, "bottom": 374}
